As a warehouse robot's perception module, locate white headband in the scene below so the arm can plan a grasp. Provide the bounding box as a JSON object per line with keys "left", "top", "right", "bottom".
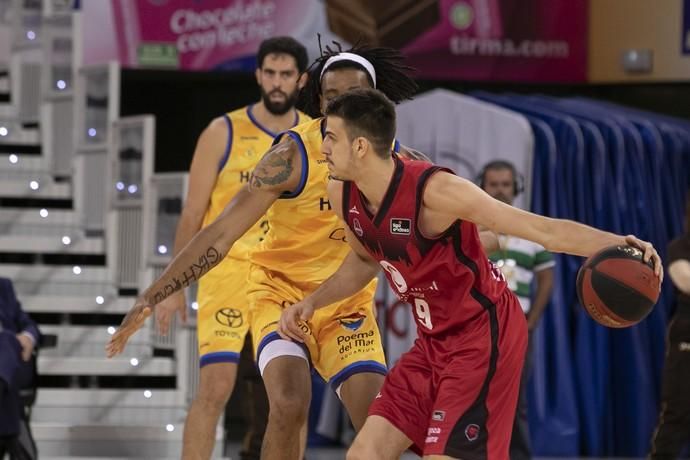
{"left": 319, "top": 52, "right": 377, "bottom": 88}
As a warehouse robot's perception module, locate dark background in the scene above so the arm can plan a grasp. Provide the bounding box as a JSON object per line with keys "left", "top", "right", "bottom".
{"left": 120, "top": 68, "right": 690, "bottom": 173}
{"left": 115, "top": 62, "right": 690, "bottom": 452}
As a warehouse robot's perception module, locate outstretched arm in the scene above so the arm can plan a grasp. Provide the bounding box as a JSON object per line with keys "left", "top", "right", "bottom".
{"left": 397, "top": 145, "right": 499, "bottom": 252}
{"left": 277, "top": 180, "right": 379, "bottom": 342}
{"left": 423, "top": 172, "right": 663, "bottom": 279}
{"left": 142, "top": 186, "right": 278, "bottom": 307}
{"left": 107, "top": 138, "right": 302, "bottom": 357}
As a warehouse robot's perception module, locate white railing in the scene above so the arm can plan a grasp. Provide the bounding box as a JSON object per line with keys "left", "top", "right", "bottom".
{"left": 142, "top": 172, "right": 191, "bottom": 350}
{"left": 72, "top": 62, "right": 119, "bottom": 234}
{"left": 106, "top": 114, "right": 154, "bottom": 289}
{"left": 40, "top": 3, "right": 73, "bottom": 177}
{"left": 8, "top": 0, "right": 42, "bottom": 122}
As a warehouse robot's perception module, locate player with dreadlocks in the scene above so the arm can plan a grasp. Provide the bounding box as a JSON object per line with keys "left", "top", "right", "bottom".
{"left": 107, "top": 42, "right": 421, "bottom": 460}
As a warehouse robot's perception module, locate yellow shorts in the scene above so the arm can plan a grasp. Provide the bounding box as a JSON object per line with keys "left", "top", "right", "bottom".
{"left": 247, "top": 265, "right": 387, "bottom": 389}
{"left": 196, "top": 258, "right": 252, "bottom": 367}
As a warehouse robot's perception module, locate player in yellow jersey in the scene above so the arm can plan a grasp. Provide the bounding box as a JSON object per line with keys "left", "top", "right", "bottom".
{"left": 154, "top": 37, "right": 309, "bottom": 460}
{"left": 107, "top": 44, "right": 434, "bottom": 460}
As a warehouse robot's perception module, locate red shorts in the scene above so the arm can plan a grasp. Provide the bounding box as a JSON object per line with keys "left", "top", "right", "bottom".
{"left": 368, "top": 289, "right": 527, "bottom": 458}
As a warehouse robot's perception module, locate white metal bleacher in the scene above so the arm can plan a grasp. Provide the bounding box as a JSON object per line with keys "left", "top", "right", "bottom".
{"left": 0, "top": 1, "right": 218, "bottom": 457}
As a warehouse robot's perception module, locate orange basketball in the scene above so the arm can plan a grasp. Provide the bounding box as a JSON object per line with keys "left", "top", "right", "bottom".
{"left": 576, "top": 245, "right": 660, "bottom": 328}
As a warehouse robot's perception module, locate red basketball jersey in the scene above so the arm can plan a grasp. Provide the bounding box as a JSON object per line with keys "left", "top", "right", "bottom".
{"left": 342, "top": 156, "right": 508, "bottom": 337}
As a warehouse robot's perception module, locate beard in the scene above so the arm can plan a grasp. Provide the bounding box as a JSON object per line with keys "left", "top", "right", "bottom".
{"left": 261, "top": 88, "right": 299, "bottom": 115}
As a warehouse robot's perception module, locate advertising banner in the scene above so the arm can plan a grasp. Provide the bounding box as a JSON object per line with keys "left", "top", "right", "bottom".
{"left": 99, "top": 0, "right": 587, "bottom": 81}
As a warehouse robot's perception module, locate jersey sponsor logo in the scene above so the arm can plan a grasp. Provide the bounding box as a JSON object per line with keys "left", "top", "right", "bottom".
{"left": 239, "top": 136, "right": 259, "bottom": 140}
{"left": 465, "top": 424, "right": 480, "bottom": 442}
{"left": 390, "top": 218, "right": 411, "bottom": 235}
{"left": 316, "top": 159, "right": 328, "bottom": 164}
{"left": 353, "top": 218, "right": 364, "bottom": 237}
{"left": 337, "top": 312, "right": 366, "bottom": 332}
{"left": 349, "top": 206, "right": 359, "bottom": 215}
{"left": 214, "top": 330, "right": 241, "bottom": 339}
{"left": 337, "top": 329, "right": 375, "bottom": 355}
{"left": 428, "top": 427, "right": 441, "bottom": 435}
{"left": 319, "top": 197, "right": 332, "bottom": 211}
{"left": 432, "top": 410, "right": 445, "bottom": 422}
{"left": 298, "top": 322, "right": 311, "bottom": 336}
{"left": 380, "top": 260, "right": 408, "bottom": 293}
{"left": 329, "top": 228, "right": 347, "bottom": 242}
{"left": 215, "top": 308, "right": 243, "bottom": 328}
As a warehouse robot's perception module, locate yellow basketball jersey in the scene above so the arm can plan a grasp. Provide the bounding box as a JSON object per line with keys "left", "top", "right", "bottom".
{"left": 250, "top": 117, "right": 401, "bottom": 285}
{"left": 202, "top": 105, "right": 310, "bottom": 262}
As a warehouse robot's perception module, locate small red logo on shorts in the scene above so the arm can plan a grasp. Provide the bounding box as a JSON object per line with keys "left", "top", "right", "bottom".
{"left": 465, "top": 424, "right": 480, "bottom": 442}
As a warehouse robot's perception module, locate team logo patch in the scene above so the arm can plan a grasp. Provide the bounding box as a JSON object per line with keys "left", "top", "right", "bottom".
{"left": 380, "top": 260, "right": 408, "bottom": 294}
{"left": 465, "top": 424, "right": 480, "bottom": 442}
{"left": 215, "top": 308, "right": 243, "bottom": 328}
{"left": 338, "top": 312, "right": 366, "bottom": 332}
{"left": 390, "top": 218, "right": 411, "bottom": 235}
{"left": 432, "top": 410, "right": 446, "bottom": 422}
{"left": 353, "top": 218, "right": 364, "bottom": 237}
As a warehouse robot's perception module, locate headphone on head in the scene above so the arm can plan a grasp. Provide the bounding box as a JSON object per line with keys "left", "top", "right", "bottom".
{"left": 476, "top": 159, "right": 524, "bottom": 196}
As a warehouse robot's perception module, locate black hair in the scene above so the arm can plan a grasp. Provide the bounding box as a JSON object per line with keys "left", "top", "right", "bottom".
{"left": 256, "top": 37, "right": 309, "bottom": 73}
{"left": 325, "top": 88, "right": 396, "bottom": 159}
{"left": 302, "top": 40, "right": 418, "bottom": 118}
{"left": 477, "top": 160, "right": 524, "bottom": 195}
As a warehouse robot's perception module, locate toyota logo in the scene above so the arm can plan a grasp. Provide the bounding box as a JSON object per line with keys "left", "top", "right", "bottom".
{"left": 215, "top": 308, "right": 243, "bottom": 328}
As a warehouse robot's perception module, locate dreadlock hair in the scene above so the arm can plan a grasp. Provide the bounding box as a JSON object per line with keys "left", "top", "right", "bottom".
{"left": 301, "top": 40, "right": 418, "bottom": 118}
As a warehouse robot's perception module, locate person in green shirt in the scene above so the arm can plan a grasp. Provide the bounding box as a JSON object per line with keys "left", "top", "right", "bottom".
{"left": 480, "top": 160, "right": 554, "bottom": 460}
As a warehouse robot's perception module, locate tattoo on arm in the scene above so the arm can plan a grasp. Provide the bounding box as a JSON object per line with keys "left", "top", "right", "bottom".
{"left": 147, "top": 246, "right": 223, "bottom": 304}
{"left": 250, "top": 141, "right": 295, "bottom": 190}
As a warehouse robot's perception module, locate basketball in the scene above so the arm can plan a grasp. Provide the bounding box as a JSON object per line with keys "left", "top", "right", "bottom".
{"left": 576, "top": 245, "right": 660, "bottom": 328}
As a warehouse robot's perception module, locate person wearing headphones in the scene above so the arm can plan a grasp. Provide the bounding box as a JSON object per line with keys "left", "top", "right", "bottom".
{"left": 479, "top": 160, "right": 555, "bottom": 460}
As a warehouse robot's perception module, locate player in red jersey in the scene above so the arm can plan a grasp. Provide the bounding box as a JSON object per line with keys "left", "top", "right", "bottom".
{"left": 277, "top": 88, "right": 663, "bottom": 459}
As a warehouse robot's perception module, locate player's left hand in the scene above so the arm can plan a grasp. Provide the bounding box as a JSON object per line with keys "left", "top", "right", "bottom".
{"left": 106, "top": 299, "right": 152, "bottom": 358}
{"left": 277, "top": 301, "right": 315, "bottom": 343}
{"left": 624, "top": 235, "right": 664, "bottom": 286}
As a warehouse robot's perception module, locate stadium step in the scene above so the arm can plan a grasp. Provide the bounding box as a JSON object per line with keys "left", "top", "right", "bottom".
{"left": 2, "top": 263, "right": 112, "bottom": 297}
{"left": 21, "top": 294, "right": 134, "bottom": 314}
{"left": 37, "top": 356, "right": 176, "bottom": 376}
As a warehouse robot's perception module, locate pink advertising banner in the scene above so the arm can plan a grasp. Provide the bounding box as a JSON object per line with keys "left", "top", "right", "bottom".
{"left": 103, "top": 0, "right": 587, "bottom": 82}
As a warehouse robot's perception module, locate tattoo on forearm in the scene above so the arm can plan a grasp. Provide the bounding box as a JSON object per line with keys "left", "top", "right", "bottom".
{"left": 249, "top": 141, "right": 294, "bottom": 189}
{"left": 149, "top": 247, "right": 223, "bottom": 304}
